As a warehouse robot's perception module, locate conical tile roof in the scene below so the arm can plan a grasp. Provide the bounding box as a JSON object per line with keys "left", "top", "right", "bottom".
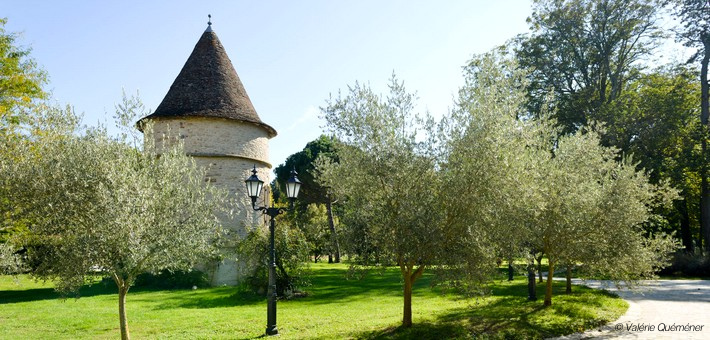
{"left": 142, "top": 26, "right": 276, "bottom": 137}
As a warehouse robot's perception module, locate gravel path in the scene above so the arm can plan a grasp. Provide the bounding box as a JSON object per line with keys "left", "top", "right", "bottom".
{"left": 552, "top": 279, "right": 710, "bottom": 339}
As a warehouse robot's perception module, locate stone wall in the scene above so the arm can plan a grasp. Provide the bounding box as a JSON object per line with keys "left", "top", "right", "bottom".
{"left": 146, "top": 116, "right": 273, "bottom": 286}
{"left": 150, "top": 116, "right": 271, "bottom": 167}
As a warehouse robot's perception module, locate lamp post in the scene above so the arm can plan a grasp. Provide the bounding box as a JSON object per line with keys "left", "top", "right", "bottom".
{"left": 244, "top": 165, "right": 301, "bottom": 336}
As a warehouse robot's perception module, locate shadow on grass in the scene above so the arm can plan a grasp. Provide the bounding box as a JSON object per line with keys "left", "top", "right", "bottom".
{"left": 150, "top": 265, "right": 406, "bottom": 310}
{"left": 0, "top": 265, "right": 401, "bottom": 309}
{"left": 0, "top": 279, "right": 266, "bottom": 309}
{"left": 0, "top": 264, "right": 432, "bottom": 312}
{"left": 153, "top": 265, "right": 411, "bottom": 310}
{"left": 297, "top": 267, "right": 415, "bottom": 305}
{"left": 0, "top": 281, "right": 119, "bottom": 305}
{"left": 358, "top": 322, "right": 471, "bottom": 340}
{"left": 148, "top": 287, "right": 265, "bottom": 309}
{"left": 355, "top": 279, "right": 624, "bottom": 339}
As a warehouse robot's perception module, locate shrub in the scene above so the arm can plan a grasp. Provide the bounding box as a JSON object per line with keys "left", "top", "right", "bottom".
{"left": 97, "top": 269, "right": 209, "bottom": 290}
{"left": 134, "top": 270, "right": 209, "bottom": 289}
{"left": 237, "top": 221, "right": 311, "bottom": 298}
{"left": 658, "top": 251, "right": 710, "bottom": 277}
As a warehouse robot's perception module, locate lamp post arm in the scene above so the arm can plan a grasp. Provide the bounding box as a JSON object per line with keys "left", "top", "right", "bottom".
{"left": 251, "top": 203, "right": 295, "bottom": 218}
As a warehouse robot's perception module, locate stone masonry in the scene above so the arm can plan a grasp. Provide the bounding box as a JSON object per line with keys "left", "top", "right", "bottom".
{"left": 140, "top": 22, "right": 276, "bottom": 286}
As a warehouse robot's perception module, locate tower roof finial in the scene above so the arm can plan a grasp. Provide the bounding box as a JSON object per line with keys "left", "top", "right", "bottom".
{"left": 206, "top": 14, "right": 213, "bottom": 32}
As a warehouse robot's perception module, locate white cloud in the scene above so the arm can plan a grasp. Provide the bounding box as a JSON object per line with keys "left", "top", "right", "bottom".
{"left": 285, "top": 105, "right": 320, "bottom": 131}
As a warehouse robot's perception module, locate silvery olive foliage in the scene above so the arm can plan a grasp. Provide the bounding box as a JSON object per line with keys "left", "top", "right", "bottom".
{"left": 319, "top": 50, "right": 679, "bottom": 320}
{"left": 455, "top": 50, "right": 678, "bottom": 306}
{"left": 0, "top": 242, "right": 26, "bottom": 275}
{"left": 441, "top": 48, "right": 547, "bottom": 282}
{"left": 0, "top": 96, "right": 227, "bottom": 339}
{"left": 530, "top": 126, "right": 678, "bottom": 305}
{"left": 0, "top": 103, "right": 81, "bottom": 273}
{"left": 318, "top": 75, "right": 457, "bottom": 327}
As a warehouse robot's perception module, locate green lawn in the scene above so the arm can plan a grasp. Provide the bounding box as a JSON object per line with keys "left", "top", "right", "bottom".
{"left": 0, "top": 263, "right": 627, "bottom": 339}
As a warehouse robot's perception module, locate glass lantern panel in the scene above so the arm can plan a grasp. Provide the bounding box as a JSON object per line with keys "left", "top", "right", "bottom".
{"left": 245, "top": 178, "right": 263, "bottom": 198}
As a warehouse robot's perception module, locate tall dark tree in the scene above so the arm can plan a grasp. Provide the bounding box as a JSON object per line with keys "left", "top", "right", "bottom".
{"left": 0, "top": 17, "right": 49, "bottom": 249}
{"left": 274, "top": 135, "right": 342, "bottom": 262}
{"left": 0, "top": 17, "right": 47, "bottom": 139}
{"left": 670, "top": 0, "right": 710, "bottom": 250}
{"left": 602, "top": 65, "right": 701, "bottom": 251}
{"left": 514, "top": 0, "right": 702, "bottom": 251}
{"left": 516, "top": 0, "right": 665, "bottom": 133}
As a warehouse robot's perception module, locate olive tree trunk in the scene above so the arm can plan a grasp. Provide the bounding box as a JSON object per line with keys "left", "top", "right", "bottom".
{"left": 399, "top": 259, "right": 425, "bottom": 327}
{"left": 565, "top": 265, "right": 572, "bottom": 294}
{"left": 507, "top": 261, "right": 514, "bottom": 281}
{"left": 114, "top": 275, "right": 131, "bottom": 340}
{"left": 326, "top": 197, "right": 341, "bottom": 263}
{"left": 544, "top": 261, "right": 555, "bottom": 306}
{"left": 527, "top": 256, "right": 537, "bottom": 301}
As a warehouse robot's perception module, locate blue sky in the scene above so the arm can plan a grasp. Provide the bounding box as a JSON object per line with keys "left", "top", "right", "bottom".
{"left": 5, "top": 1, "right": 536, "bottom": 169}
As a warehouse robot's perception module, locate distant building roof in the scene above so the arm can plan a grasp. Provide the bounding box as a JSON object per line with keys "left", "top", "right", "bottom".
{"left": 140, "top": 24, "right": 276, "bottom": 137}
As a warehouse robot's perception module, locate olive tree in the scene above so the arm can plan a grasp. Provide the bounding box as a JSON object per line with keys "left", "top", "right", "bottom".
{"left": 455, "top": 49, "right": 678, "bottom": 306}
{"left": 318, "top": 75, "right": 496, "bottom": 327}
{"left": 441, "top": 49, "right": 543, "bottom": 289}
{"left": 0, "top": 103, "right": 226, "bottom": 340}
{"left": 530, "top": 127, "right": 677, "bottom": 305}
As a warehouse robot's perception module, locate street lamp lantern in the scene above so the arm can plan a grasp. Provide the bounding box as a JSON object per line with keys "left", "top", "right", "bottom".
{"left": 243, "top": 164, "right": 300, "bottom": 336}
{"left": 285, "top": 168, "right": 302, "bottom": 200}
{"left": 245, "top": 165, "right": 264, "bottom": 207}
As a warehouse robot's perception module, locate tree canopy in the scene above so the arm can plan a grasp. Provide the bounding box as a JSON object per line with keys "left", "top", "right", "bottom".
{"left": 669, "top": 0, "right": 710, "bottom": 251}
{"left": 274, "top": 135, "right": 342, "bottom": 262}
{"left": 1, "top": 98, "right": 227, "bottom": 340}
{"left": 317, "top": 76, "right": 495, "bottom": 327}
{"left": 0, "top": 18, "right": 47, "bottom": 139}
{"left": 450, "top": 50, "right": 677, "bottom": 306}
{"left": 516, "top": 0, "right": 665, "bottom": 133}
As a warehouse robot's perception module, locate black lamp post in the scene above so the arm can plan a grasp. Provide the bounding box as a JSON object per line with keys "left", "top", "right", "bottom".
{"left": 244, "top": 165, "right": 301, "bottom": 336}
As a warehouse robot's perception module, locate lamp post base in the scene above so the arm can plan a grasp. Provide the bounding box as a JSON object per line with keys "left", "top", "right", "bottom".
{"left": 266, "top": 325, "right": 279, "bottom": 336}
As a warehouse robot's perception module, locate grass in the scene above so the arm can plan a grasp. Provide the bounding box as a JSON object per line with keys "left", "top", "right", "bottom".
{"left": 0, "top": 263, "right": 627, "bottom": 339}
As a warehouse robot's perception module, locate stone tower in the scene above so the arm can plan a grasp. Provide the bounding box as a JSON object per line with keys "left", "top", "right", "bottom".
{"left": 140, "top": 22, "right": 276, "bottom": 286}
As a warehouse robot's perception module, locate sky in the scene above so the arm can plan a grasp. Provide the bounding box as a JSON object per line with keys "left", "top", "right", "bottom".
{"left": 5, "top": 1, "right": 536, "bottom": 171}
